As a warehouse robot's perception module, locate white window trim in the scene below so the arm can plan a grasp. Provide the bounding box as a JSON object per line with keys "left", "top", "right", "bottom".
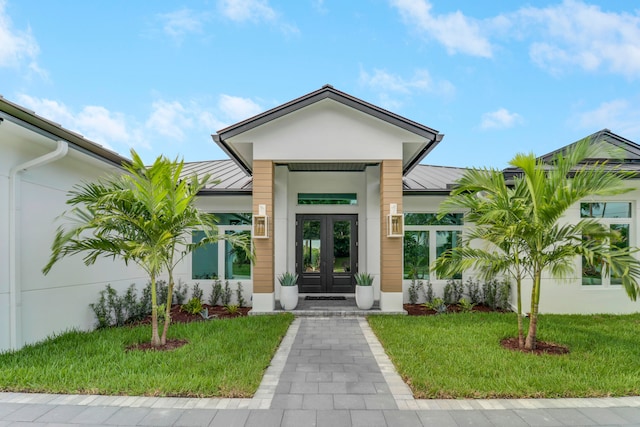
{"left": 580, "top": 201, "right": 633, "bottom": 288}
{"left": 404, "top": 213, "right": 464, "bottom": 282}
{"left": 191, "top": 224, "right": 253, "bottom": 282}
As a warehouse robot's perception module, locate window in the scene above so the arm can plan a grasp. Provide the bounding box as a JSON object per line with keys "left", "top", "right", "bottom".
{"left": 581, "top": 202, "right": 631, "bottom": 287}
{"left": 298, "top": 193, "right": 357, "bottom": 205}
{"left": 403, "top": 213, "right": 463, "bottom": 280}
{"left": 192, "top": 213, "right": 252, "bottom": 280}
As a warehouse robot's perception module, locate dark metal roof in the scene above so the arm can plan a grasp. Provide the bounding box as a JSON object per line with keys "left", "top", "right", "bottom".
{"left": 403, "top": 164, "right": 469, "bottom": 194}
{"left": 213, "top": 85, "right": 444, "bottom": 175}
{"left": 182, "top": 159, "right": 252, "bottom": 194}
{"left": 504, "top": 129, "right": 640, "bottom": 178}
{"left": 0, "top": 95, "right": 130, "bottom": 168}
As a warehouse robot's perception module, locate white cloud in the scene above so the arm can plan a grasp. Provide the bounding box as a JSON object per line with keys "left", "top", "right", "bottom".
{"left": 480, "top": 108, "right": 523, "bottom": 130}
{"left": 572, "top": 99, "right": 640, "bottom": 138}
{"left": 0, "top": 0, "right": 40, "bottom": 70}
{"left": 359, "top": 68, "right": 455, "bottom": 109}
{"left": 218, "top": 94, "right": 263, "bottom": 122}
{"left": 390, "top": 0, "right": 492, "bottom": 57}
{"left": 218, "top": 0, "right": 298, "bottom": 34}
{"left": 515, "top": 0, "right": 640, "bottom": 78}
{"left": 146, "top": 100, "right": 194, "bottom": 141}
{"left": 15, "top": 94, "right": 146, "bottom": 150}
{"left": 157, "top": 8, "right": 205, "bottom": 40}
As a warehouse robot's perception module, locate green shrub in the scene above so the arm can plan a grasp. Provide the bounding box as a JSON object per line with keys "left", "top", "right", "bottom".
{"left": 221, "top": 281, "right": 232, "bottom": 306}
{"left": 236, "top": 282, "right": 246, "bottom": 307}
{"left": 209, "top": 280, "right": 223, "bottom": 306}
{"left": 181, "top": 297, "right": 203, "bottom": 315}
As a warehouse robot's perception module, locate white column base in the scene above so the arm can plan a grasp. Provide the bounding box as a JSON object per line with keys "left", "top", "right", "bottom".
{"left": 380, "top": 291, "right": 404, "bottom": 312}
{"left": 252, "top": 292, "right": 275, "bottom": 312}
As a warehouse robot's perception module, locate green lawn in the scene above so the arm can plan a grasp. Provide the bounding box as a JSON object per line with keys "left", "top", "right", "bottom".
{"left": 0, "top": 314, "right": 293, "bottom": 397}
{"left": 368, "top": 312, "right": 640, "bottom": 399}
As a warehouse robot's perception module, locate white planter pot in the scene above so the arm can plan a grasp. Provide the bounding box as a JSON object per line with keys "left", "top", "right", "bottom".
{"left": 280, "top": 286, "right": 299, "bottom": 310}
{"left": 355, "top": 285, "right": 374, "bottom": 310}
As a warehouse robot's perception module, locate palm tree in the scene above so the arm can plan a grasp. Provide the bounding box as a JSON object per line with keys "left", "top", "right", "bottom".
{"left": 434, "top": 138, "right": 640, "bottom": 350}
{"left": 43, "top": 150, "right": 251, "bottom": 346}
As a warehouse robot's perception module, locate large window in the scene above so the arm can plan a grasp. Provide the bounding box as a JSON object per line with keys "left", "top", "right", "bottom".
{"left": 581, "top": 202, "right": 632, "bottom": 287}
{"left": 192, "top": 213, "right": 252, "bottom": 280}
{"left": 403, "top": 213, "right": 463, "bottom": 280}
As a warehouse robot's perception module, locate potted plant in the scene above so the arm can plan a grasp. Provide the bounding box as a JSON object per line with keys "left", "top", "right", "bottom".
{"left": 355, "top": 272, "right": 374, "bottom": 310}
{"left": 278, "top": 272, "right": 299, "bottom": 310}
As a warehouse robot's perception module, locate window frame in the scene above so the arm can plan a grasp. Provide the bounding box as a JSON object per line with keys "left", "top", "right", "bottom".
{"left": 403, "top": 212, "right": 464, "bottom": 281}
{"left": 580, "top": 202, "right": 633, "bottom": 288}
{"left": 191, "top": 215, "right": 253, "bottom": 282}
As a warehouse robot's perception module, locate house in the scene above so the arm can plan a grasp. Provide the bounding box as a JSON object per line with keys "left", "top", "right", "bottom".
{"left": 2, "top": 86, "right": 638, "bottom": 352}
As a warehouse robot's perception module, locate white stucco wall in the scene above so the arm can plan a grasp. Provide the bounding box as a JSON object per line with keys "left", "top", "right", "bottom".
{"left": 403, "top": 193, "right": 640, "bottom": 314}
{"left": 228, "top": 100, "right": 423, "bottom": 164}
{"left": 1, "top": 124, "right": 147, "bottom": 351}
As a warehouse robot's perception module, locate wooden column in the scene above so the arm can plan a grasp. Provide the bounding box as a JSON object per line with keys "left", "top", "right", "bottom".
{"left": 380, "top": 160, "right": 403, "bottom": 293}
{"left": 252, "top": 160, "right": 274, "bottom": 295}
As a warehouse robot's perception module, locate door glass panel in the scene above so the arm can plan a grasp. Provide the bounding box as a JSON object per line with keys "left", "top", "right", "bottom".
{"left": 303, "top": 220, "right": 322, "bottom": 273}
{"left": 225, "top": 230, "right": 251, "bottom": 280}
{"left": 333, "top": 220, "right": 351, "bottom": 272}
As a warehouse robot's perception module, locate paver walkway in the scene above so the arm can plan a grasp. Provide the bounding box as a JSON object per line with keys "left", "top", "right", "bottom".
{"left": 1, "top": 316, "right": 639, "bottom": 426}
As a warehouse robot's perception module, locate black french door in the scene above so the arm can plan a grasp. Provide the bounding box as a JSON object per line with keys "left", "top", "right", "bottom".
{"left": 295, "top": 214, "right": 358, "bottom": 293}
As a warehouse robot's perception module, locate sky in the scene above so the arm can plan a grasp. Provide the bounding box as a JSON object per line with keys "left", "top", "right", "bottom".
{"left": 1, "top": 0, "right": 640, "bottom": 169}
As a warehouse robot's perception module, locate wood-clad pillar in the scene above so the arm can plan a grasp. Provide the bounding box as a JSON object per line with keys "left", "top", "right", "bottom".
{"left": 252, "top": 160, "right": 275, "bottom": 311}
{"left": 379, "top": 159, "right": 404, "bottom": 312}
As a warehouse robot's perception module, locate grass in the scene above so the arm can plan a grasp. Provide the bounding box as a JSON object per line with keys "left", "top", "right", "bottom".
{"left": 0, "top": 314, "right": 293, "bottom": 397}
{"left": 368, "top": 312, "right": 640, "bottom": 399}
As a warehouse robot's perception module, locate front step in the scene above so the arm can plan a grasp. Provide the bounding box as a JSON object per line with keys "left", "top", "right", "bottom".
{"left": 271, "top": 296, "right": 406, "bottom": 317}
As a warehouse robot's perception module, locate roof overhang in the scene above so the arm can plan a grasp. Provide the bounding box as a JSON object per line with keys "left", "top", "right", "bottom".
{"left": 0, "top": 96, "right": 130, "bottom": 169}
{"left": 213, "top": 85, "right": 443, "bottom": 175}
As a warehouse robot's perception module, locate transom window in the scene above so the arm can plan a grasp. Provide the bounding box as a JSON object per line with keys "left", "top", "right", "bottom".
{"left": 403, "top": 213, "right": 464, "bottom": 280}
{"left": 581, "top": 202, "right": 632, "bottom": 287}
{"left": 298, "top": 193, "right": 357, "bottom": 205}
{"left": 192, "top": 213, "right": 252, "bottom": 280}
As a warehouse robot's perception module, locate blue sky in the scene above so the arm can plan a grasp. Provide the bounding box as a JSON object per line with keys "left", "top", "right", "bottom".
{"left": 1, "top": 0, "right": 639, "bottom": 168}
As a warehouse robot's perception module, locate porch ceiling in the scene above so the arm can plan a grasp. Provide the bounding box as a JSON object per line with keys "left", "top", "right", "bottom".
{"left": 280, "top": 162, "right": 377, "bottom": 172}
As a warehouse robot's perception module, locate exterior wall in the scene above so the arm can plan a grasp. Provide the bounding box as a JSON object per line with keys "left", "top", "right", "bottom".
{"left": 252, "top": 160, "right": 275, "bottom": 311}
{"left": 403, "top": 193, "right": 640, "bottom": 314}
{"left": 379, "top": 160, "right": 403, "bottom": 311}
{"left": 232, "top": 100, "right": 411, "bottom": 164}
{"left": 1, "top": 130, "right": 146, "bottom": 352}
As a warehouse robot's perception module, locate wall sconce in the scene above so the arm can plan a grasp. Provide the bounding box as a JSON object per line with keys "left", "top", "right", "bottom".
{"left": 253, "top": 204, "right": 269, "bottom": 239}
{"left": 387, "top": 203, "right": 403, "bottom": 238}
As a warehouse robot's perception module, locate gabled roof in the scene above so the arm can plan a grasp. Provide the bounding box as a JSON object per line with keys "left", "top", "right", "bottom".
{"left": 538, "top": 129, "right": 640, "bottom": 164}
{"left": 0, "top": 95, "right": 129, "bottom": 168}
{"left": 213, "top": 85, "right": 444, "bottom": 174}
{"left": 503, "top": 129, "right": 640, "bottom": 178}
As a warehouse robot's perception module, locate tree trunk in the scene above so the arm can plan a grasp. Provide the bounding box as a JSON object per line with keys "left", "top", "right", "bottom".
{"left": 516, "top": 275, "right": 524, "bottom": 349}
{"left": 150, "top": 275, "right": 161, "bottom": 346}
{"left": 524, "top": 269, "right": 541, "bottom": 350}
{"left": 160, "top": 271, "right": 174, "bottom": 345}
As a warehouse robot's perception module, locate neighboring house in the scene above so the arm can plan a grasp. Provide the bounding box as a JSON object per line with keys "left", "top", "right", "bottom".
{"left": 2, "top": 86, "right": 638, "bottom": 351}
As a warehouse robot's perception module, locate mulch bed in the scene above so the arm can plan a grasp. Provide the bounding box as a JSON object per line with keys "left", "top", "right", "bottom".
{"left": 135, "top": 304, "right": 251, "bottom": 326}
{"left": 500, "top": 337, "right": 570, "bottom": 355}
{"left": 403, "top": 303, "right": 498, "bottom": 316}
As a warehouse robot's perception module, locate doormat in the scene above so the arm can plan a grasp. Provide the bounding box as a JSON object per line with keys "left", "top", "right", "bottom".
{"left": 304, "top": 296, "right": 347, "bottom": 301}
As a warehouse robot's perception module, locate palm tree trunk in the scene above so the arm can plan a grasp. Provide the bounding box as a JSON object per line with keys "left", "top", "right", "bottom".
{"left": 516, "top": 275, "right": 524, "bottom": 349}
{"left": 150, "top": 275, "right": 161, "bottom": 346}
{"left": 525, "top": 268, "right": 541, "bottom": 350}
{"left": 160, "top": 271, "right": 174, "bottom": 345}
